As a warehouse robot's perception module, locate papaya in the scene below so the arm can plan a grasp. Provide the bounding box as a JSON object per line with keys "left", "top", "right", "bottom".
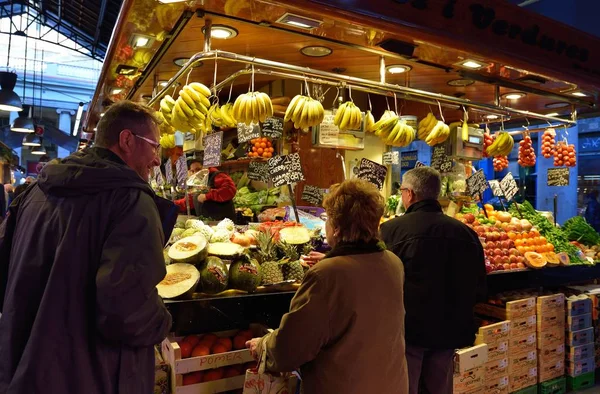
{"left": 543, "top": 252, "right": 560, "bottom": 267}
{"left": 524, "top": 252, "right": 547, "bottom": 269}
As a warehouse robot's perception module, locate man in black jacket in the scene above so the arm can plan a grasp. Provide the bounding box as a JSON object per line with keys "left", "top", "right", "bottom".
{"left": 0, "top": 101, "right": 177, "bottom": 394}
{"left": 380, "top": 167, "right": 486, "bottom": 394}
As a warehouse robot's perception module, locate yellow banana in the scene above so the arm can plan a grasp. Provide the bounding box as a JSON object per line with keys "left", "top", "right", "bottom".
{"left": 179, "top": 89, "right": 197, "bottom": 111}
{"left": 177, "top": 98, "right": 194, "bottom": 118}
{"left": 259, "top": 92, "right": 274, "bottom": 119}
{"left": 285, "top": 95, "right": 304, "bottom": 122}
{"left": 188, "top": 82, "right": 211, "bottom": 98}
{"left": 334, "top": 102, "right": 347, "bottom": 126}
{"left": 292, "top": 96, "right": 306, "bottom": 121}
{"left": 365, "top": 110, "right": 376, "bottom": 132}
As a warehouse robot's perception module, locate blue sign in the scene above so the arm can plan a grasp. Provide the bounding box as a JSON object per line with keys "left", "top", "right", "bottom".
{"left": 401, "top": 150, "right": 418, "bottom": 170}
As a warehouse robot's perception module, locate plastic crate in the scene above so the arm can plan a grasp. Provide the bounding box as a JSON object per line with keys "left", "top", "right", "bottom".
{"left": 538, "top": 376, "right": 566, "bottom": 394}
{"left": 566, "top": 371, "right": 595, "bottom": 391}
{"left": 511, "top": 384, "right": 537, "bottom": 394}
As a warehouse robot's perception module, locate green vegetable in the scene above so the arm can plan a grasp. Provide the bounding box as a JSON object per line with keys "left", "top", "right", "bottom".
{"left": 562, "top": 216, "right": 600, "bottom": 246}
{"left": 386, "top": 195, "right": 400, "bottom": 214}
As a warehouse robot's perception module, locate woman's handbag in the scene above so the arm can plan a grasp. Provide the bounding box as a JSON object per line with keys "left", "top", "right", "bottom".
{"left": 243, "top": 345, "right": 300, "bottom": 394}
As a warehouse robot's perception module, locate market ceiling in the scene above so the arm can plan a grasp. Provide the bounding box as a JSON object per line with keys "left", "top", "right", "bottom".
{"left": 85, "top": 0, "right": 600, "bottom": 131}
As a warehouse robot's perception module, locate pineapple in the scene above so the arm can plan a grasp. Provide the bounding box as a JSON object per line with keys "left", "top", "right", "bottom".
{"left": 279, "top": 241, "right": 305, "bottom": 282}
{"left": 261, "top": 261, "right": 284, "bottom": 285}
{"left": 257, "top": 230, "right": 284, "bottom": 285}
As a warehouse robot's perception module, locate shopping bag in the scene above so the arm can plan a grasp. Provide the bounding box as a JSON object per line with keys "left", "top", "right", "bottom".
{"left": 243, "top": 345, "right": 299, "bottom": 394}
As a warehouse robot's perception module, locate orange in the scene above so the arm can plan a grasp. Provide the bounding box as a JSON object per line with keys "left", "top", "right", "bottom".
{"left": 216, "top": 337, "right": 233, "bottom": 352}
{"left": 267, "top": 141, "right": 272, "bottom": 148}
{"left": 211, "top": 344, "right": 228, "bottom": 354}
{"left": 191, "top": 344, "right": 211, "bottom": 357}
{"left": 548, "top": 244, "right": 554, "bottom": 252}
{"left": 260, "top": 142, "right": 267, "bottom": 149}
{"left": 204, "top": 368, "right": 225, "bottom": 382}
{"left": 257, "top": 148, "right": 264, "bottom": 155}
{"left": 179, "top": 341, "right": 193, "bottom": 359}
{"left": 183, "top": 371, "right": 204, "bottom": 385}
{"left": 233, "top": 335, "right": 248, "bottom": 350}
{"left": 261, "top": 137, "right": 268, "bottom": 143}
{"left": 264, "top": 152, "right": 272, "bottom": 159}
{"left": 183, "top": 335, "right": 201, "bottom": 348}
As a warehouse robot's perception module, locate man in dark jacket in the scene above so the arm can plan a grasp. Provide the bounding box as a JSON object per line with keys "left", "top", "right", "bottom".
{"left": 380, "top": 167, "right": 486, "bottom": 394}
{"left": 0, "top": 100, "right": 176, "bottom": 394}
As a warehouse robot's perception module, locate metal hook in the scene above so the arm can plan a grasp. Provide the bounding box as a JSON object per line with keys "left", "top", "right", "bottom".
{"left": 393, "top": 92, "right": 398, "bottom": 114}
{"left": 437, "top": 101, "right": 445, "bottom": 123}
{"left": 367, "top": 93, "right": 372, "bottom": 112}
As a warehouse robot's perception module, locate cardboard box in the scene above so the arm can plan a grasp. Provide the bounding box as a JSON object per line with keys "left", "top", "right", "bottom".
{"left": 508, "top": 350, "right": 537, "bottom": 375}
{"left": 538, "top": 343, "right": 565, "bottom": 362}
{"left": 567, "top": 343, "right": 595, "bottom": 362}
{"left": 536, "top": 310, "right": 565, "bottom": 332}
{"left": 509, "top": 332, "right": 537, "bottom": 354}
{"left": 484, "top": 375, "right": 509, "bottom": 394}
{"left": 484, "top": 357, "right": 508, "bottom": 380}
{"left": 536, "top": 293, "right": 565, "bottom": 314}
{"left": 567, "top": 313, "right": 592, "bottom": 332}
{"left": 506, "top": 298, "right": 536, "bottom": 319}
{"left": 477, "top": 321, "right": 510, "bottom": 344}
{"left": 537, "top": 327, "right": 565, "bottom": 349}
{"left": 538, "top": 358, "right": 564, "bottom": 383}
{"left": 567, "top": 327, "right": 594, "bottom": 347}
{"left": 566, "top": 296, "right": 592, "bottom": 317}
{"left": 509, "top": 367, "right": 537, "bottom": 392}
{"left": 509, "top": 315, "right": 536, "bottom": 337}
{"left": 454, "top": 344, "right": 488, "bottom": 373}
{"left": 486, "top": 340, "right": 509, "bottom": 362}
{"left": 453, "top": 366, "right": 484, "bottom": 394}
{"left": 567, "top": 357, "right": 595, "bottom": 377}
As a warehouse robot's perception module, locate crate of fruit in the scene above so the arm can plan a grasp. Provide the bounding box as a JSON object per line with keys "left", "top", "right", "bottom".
{"left": 161, "top": 324, "right": 266, "bottom": 394}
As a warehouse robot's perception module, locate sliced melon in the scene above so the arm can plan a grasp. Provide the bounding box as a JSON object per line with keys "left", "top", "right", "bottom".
{"left": 168, "top": 235, "right": 208, "bottom": 265}
{"left": 279, "top": 226, "right": 311, "bottom": 245}
{"left": 524, "top": 252, "right": 547, "bottom": 269}
{"left": 557, "top": 252, "right": 570, "bottom": 266}
{"left": 543, "top": 252, "right": 560, "bottom": 267}
{"left": 157, "top": 263, "right": 200, "bottom": 299}
{"left": 207, "top": 242, "right": 245, "bottom": 260}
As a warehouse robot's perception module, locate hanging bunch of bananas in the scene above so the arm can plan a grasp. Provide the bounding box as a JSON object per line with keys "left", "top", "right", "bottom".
{"left": 159, "top": 134, "right": 176, "bottom": 149}
{"left": 424, "top": 120, "right": 451, "bottom": 146}
{"left": 418, "top": 113, "right": 439, "bottom": 141}
{"left": 207, "top": 103, "right": 237, "bottom": 129}
{"left": 170, "top": 82, "right": 212, "bottom": 134}
{"left": 159, "top": 95, "right": 176, "bottom": 125}
{"left": 232, "top": 92, "right": 274, "bottom": 125}
{"left": 372, "top": 113, "right": 415, "bottom": 147}
{"left": 283, "top": 95, "right": 325, "bottom": 129}
{"left": 364, "top": 110, "right": 376, "bottom": 132}
{"left": 486, "top": 131, "right": 514, "bottom": 157}
{"left": 333, "top": 101, "right": 363, "bottom": 130}
{"left": 155, "top": 111, "right": 176, "bottom": 135}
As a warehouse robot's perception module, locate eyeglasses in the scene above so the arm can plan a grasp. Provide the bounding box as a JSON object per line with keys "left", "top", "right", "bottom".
{"left": 399, "top": 187, "right": 411, "bottom": 194}
{"left": 131, "top": 132, "right": 161, "bottom": 154}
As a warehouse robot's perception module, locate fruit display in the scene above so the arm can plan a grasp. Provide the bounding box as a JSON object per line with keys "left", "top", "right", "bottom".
{"left": 247, "top": 137, "right": 274, "bottom": 159}
{"left": 553, "top": 141, "right": 576, "bottom": 167}
{"left": 493, "top": 155, "right": 509, "bottom": 172}
{"left": 232, "top": 91, "right": 274, "bottom": 125}
{"left": 207, "top": 102, "right": 237, "bottom": 129}
{"left": 517, "top": 133, "right": 536, "bottom": 167}
{"left": 156, "top": 263, "right": 200, "bottom": 299}
{"left": 283, "top": 94, "right": 325, "bottom": 129}
{"left": 418, "top": 112, "right": 449, "bottom": 146}
{"left": 486, "top": 131, "right": 514, "bottom": 157}
{"left": 333, "top": 100, "right": 363, "bottom": 130}
{"left": 199, "top": 256, "right": 229, "bottom": 294}
{"left": 364, "top": 110, "right": 376, "bottom": 132}
{"left": 168, "top": 235, "right": 209, "bottom": 264}
{"left": 541, "top": 128, "right": 556, "bottom": 158}
{"left": 523, "top": 251, "right": 547, "bottom": 269}
{"left": 170, "top": 83, "right": 212, "bottom": 134}
{"left": 372, "top": 111, "right": 416, "bottom": 147}
{"left": 482, "top": 130, "right": 494, "bottom": 158}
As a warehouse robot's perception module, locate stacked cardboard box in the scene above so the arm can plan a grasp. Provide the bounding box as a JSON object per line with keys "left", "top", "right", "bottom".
{"left": 536, "top": 294, "right": 565, "bottom": 386}
{"left": 565, "top": 295, "right": 595, "bottom": 391}
{"left": 452, "top": 344, "right": 488, "bottom": 394}
{"left": 506, "top": 298, "right": 538, "bottom": 393}
{"left": 475, "top": 321, "right": 510, "bottom": 394}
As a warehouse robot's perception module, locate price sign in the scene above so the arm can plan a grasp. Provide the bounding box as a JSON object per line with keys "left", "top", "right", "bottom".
{"left": 547, "top": 167, "right": 570, "bottom": 186}
{"left": 466, "top": 169, "right": 488, "bottom": 198}
{"left": 318, "top": 113, "right": 340, "bottom": 145}
{"left": 203, "top": 131, "right": 223, "bottom": 167}
{"left": 383, "top": 151, "right": 400, "bottom": 165}
{"left": 262, "top": 117, "right": 284, "bottom": 139}
{"left": 268, "top": 153, "right": 305, "bottom": 187}
{"left": 302, "top": 185, "right": 325, "bottom": 206}
{"left": 500, "top": 172, "right": 519, "bottom": 201}
{"left": 175, "top": 155, "right": 188, "bottom": 188}
{"left": 237, "top": 122, "right": 261, "bottom": 143}
{"left": 488, "top": 180, "right": 504, "bottom": 197}
{"left": 401, "top": 150, "right": 418, "bottom": 170}
{"left": 356, "top": 158, "right": 387, "bottom": 190}
{"left": 430, "top": 145, "right": 452, "bottom": 173}
{"left": 248, "top": 161, "right": 270, "bottom": 183}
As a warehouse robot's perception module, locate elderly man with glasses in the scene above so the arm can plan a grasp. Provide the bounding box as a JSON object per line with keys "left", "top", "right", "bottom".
{"left": 380, "top": 166, "right": 486, "bottom": 394}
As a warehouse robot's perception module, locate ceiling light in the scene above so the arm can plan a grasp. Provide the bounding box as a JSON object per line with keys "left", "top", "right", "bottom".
{"left": 31, "top": 142, "right": 47, "bottom": 155}
{"left": 99, "top": 112, "right": 105, "bottom": 117}
{"left": 502, "top": 92, "right": 526, "bottom": 100}
{"left": 132, "top": 35, "right": 153, "bottom": 48}
{"left": 111, "top": 88, "right": 124, "bottom": 95}
{"left": 546, "top": 112, "right": 559, "bottom": 117}
{"left": 276, "top": 13, "right": 323, "bottom": 30}
{"left": 157, "top": 81, "right": 169, "bottom": 88}
{"left": 11, "top": 105, "right": 34, "bottom": 133}
{"left": 457, "top": 60, "right": 486, "bottom": 70}
{"left": 0, "top": 71, "right": 23, "bottom": 112}
{"left": 22, "top": 134, "right": 41, "bottom": 146}
{"left": 300, "top": 46, "right": 332, "bottom": 57}
{"left": 517, "top": 75, "right": 547, "bottom": 85}
{"left": 571, "top": 91, "right": 588, "bottom": 97}
{"left": 202, "top": 25, "right": 238, "bottom": 39}
{"left": 545, "top": 102, "right": 570, "bottom": 109}
{"left": 485, "top": 114, "right": 499, "bottom": 120}
{"left": 447, "top": 79, "right": 475, "bottom": 87}
{"left": 386, "top": 65, "right": 412, "bottom": 74}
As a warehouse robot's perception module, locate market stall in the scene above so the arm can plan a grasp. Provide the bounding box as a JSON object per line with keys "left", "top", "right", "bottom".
{"left": 87, "top": 0, "right": 600, "bottom": 392}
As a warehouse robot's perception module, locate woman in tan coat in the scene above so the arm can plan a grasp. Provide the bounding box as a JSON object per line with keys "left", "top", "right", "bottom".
{"left": 247, "top": 179, "right": 408, "bottom": 394}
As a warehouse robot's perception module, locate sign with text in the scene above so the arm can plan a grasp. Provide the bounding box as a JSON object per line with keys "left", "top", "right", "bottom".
{"left": 500, "top": 172, "right": 519, "bottom": 201}
{"left": 401, "top": 150, "right": 418, "bottom": 169}
{"left": 466, "top": 169, "right": 488, "bottom": 198}
{"left": 547, "top": 167, "right": 570, "bottom": 187}
{"left": 489, "top": 180, "right": 504, "bottom": 197}
{"left": 356, "top": 158, "right": 388, "bottom": 190}
{"left": 262, "top": 116, "right": 284, "bottom": 139}
{"left": 302, "top": 185, "right": 325, "bottom": 206}
{"left": 237, "top": 122, "right": 261, "bottom": 143}
{"left": 383, "top": 151, "right": 400, "bottom": 165}
{"left": 203, "top": 131, "right": 223, "bottom": 167}
{"left": 318, "top": 113, "right": 340, "bottom": 145}
{"left": 431, "top": 145, "right": 452, "bottom": 173}
{"left": 175, "top": 155, "right": 188, "bottom": 188}
{"left": 247, "top": 161, "right": 270, "bottom": 183}
{"left": 268, "top": 153, "right": 305, "bottom": 187}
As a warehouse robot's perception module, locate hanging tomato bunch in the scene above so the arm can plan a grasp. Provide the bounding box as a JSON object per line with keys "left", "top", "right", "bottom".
{"left": 541, "top": 129, "right": 556, "bottom": 158}
{"left": 518, "top": 133, "right": 536, "bottom": 167}
{"left": 483, "top": 131, "right": 494, "bottom": 158}
{"left": 554, "top": 141, "right": 576, "bottom": 167}
{"left": 493, "top": 156, "right": 509, "bottom": 172}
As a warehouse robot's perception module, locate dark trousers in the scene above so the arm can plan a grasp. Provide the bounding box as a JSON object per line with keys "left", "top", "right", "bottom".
{"left": 406, "top": 344, "right": 454, "bottom": 394}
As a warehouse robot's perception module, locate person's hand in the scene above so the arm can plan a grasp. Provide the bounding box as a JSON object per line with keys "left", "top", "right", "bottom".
{"left": 246, "top": 337, "right": 261, "bottom": 360}
{"left": 302, "top": 251, "right": 326, "bottom": 265}
{"left": 197, "top": 194, "right": 207, "bottom": 203}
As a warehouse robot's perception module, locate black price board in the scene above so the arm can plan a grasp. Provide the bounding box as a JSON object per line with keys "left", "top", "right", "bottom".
{"left": 302, "top": 185, "right": 325, "bottom": 206}
{"left": 268, "top": 153, "right": 305, "bottom": 187}
{"left": 383, "top": 151, "right": 400, "bottom": 165}
{"left": 262, "top": 116, "right": 284, "bottom": 139}
{"left": 203, "top": 131, "right": 223, "bottom": 167}
{"left": 488, "top": 180, "right": 504, "bottom": 197}
{"left": 248, "top": 161, "right": 270, "bottom": 183}
{"left": 466, "top": 169, "right": 488, "bottom": 198}
{"left": 356, "top": 158, "right": 387, "bottom": 190}
{"left": 547, "top": 167, "right": 570, "bottom": 187}
{"left": 237, "top": 122, "right": 261, "bottom": 143}
{"left": 500, "top": 172, "right": 519, "bottom": 201}
{"left": 430, "top": 145, "right": 452, "bottom": 173}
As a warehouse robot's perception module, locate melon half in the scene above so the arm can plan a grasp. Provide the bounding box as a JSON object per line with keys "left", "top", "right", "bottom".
{"left": 157, "top": 263, "right": 200, "bottom": 299}
{"left": 168, "top": 235, "right": 208, "bottom": 265}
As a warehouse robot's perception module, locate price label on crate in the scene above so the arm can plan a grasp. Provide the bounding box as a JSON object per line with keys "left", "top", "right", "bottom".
{"left": 382, "top": 151, "right": 400, "bottom": 165}
{"left": 262, "top": 116, "right": 284, "bottom": 139}
{"left": 268, "top": 153, "right": 305, "bottom": 187}
{"left": 466, "top": 169, "right": 488, "bottom": 198}
{"left": 203, "top": 131, "right": 223, "bottom": 167}
{"left": 357, "top": 158, "right": 388, "bottom": 190}
{"left": 248, "top": 161, "right": 270, "bottom": 183}
{"left": 500, "top": 172, "right": 519, "bottom": 201}
{"left": 547, "top": 167, "right": 570, "bottom": 187}
{"left": 302, "top": 185, "right": 325, "bottom": 206}
{"left": 431, "top": 145, "right": 452, "bottom": 173}
{"left": 488, "top": 180, "right": 504, "bottom": 197}
{"left": 237, "top": 122, "right": 261, "bottom": 143}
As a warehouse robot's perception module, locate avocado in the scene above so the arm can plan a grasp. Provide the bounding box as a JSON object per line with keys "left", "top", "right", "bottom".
{"left": 199, "top": 256, "right": 229, "bottom": 294}
{"left": 229, "top": 258, "right": 261, "bottom": 292}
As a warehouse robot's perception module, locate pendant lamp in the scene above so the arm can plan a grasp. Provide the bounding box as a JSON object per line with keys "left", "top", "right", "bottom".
{"left": 0, "top": 71, "right": 22, "bottom": 112}
{"left": 23, "top": 133, "right": 41, "bottom": 146}
{"left": 12, "top": 105, "right": 34, "bottom": 133}
{"left": 31, "top": 140, "right": 46, "bottom": 155}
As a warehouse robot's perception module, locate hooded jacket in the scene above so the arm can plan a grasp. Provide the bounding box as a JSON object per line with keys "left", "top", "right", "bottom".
{"left": 0, "top": 148, "right": 176, "bottom": 394}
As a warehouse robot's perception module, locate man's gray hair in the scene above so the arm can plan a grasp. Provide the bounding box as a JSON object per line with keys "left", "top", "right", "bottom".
{"left": 402, "top": 167, "right": 441, "bottom": 200}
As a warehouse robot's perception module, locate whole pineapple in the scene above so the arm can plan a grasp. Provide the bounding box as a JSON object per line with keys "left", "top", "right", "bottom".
{"left": 256, "top": 230, "right": 284, "bottom": 285}
{"left": 279, "top": 241, "right": 305, "bottom": 282}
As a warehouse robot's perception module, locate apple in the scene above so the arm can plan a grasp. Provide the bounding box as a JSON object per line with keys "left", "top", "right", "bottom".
{"left": 509, "top": 248, "right": 519, "bottom": 256}
{"left": 500, "top": 233, "right": 509, "bottom": 241}
{"left": 464, "top": 213, "right": 475, "bottom": 224}
{"left": 494, "top": 248, "right": 503, "bottom": 257}
{"left": 510, "top": 263, "right": 518, "bottom": 270}
{"left": 516, "top": 262, "right": 525, "bottom": 269}
{"left": 493, "top": 256, "right": 503, "bottom": 265}
{"left": 500, "top": 240, "right": 511, "bottom": 249}
{"left": 516, "top": 256, "right": 525, "bottom": 264}
{"left": 509, "top": 255, "right": 518, "bottom": 264}
{"left": 501, "top": 256, "right": 510, "bottom": 265}
{"left": 503, "top": 263, "right": 511, "bottom": 270}
{"left": 485, "top": 263, "right": 493, "bottom": 274}
{"left": 496, "top": 264, "right": 505, "bottom": 271}
{"left": 513, "top": 223, "right": 522, "bottom": 232}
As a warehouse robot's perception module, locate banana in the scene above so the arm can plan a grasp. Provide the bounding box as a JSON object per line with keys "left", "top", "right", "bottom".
{"left": 232, "top": 95, "right": 244, "bottom": 122}
{"left": 179, "top": 89, "right": 197, "bottom": 110}
{"left": 334, "top": 102, "right": 347, "bottom": 126}
{"left": 299, "top": 99, "right": 311, "bottom": 129}
{"left": 192, "top": 108, "right": 206, "bottom": 121}
{"left": 188, "top": 82, "right": 211, "bottom": 98}
{"left": 177, "top": 98, "right": 194, "bottom": 118}
{"left": 160, "top": 99, "right": 173, "bottom": 115}
{"left": 220, "top": 104, "right": 235, "bottom": 126}
{"left": 256, "top": 94, "right": 267, "bottom": 122}
{"left": 316, "top": 101, "right": 325, "bottom": 124}
{"left": 375, "top": 116, "right": 398, "bottom": 137}
{"left": 386, "top": 121, "right": 402, "bottom": 145}
{"left": 365, "top": 110, "right": 376, "bottom": 132}
{"left": 339, "top": 105, "right": 353, "bottom": 130}
{"left": 184, "top": 86, "right": 211, "bottom": 111}
{"left": 163, "top": 95, "right": 176, "bottom": 108}
{"left": 292, "top": 96, "right": 306, "bottom": 121}
{"left": 285, "top": 95, "right": 304, "bottom": 122}
{"left": 257, "top": 92, "right": 273, "bottom": 120}
{"left": 426, "top": 121, "right": 443, "bottom": 146}
{"left": 461, "top": 122, "right": 469, "bottom": 142}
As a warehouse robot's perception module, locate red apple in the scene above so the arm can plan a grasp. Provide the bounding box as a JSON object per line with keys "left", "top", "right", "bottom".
{"left": 500, "top": 233, "right": 509, "bottom": 241}
{"left": 464, "top": 213, "right": 475, "bottom": 224}
{"left": 493, "top": 256, "right": 503, "bottom": 265}
{"left": 496, "top": 264, "right": 505, "bottom": 271}
{"left": 501, "top": 240, "right": 511, "bottom": 249}
{"left": 503, "top": 263, "right": 511, "bottom": 270}
{"left": 494, "top": 248, "right": 503, "bottom": 257}
{"left": 510, "top": 263, "right": 518, "bottom": 270}
{"left": 516, "top": 256, "right": 525, "bottom": 264}
{"left": 485, "top": 263, "right": 493, "bottom": 274}
{"left": 516, "top": 262, "right": 525, "bottom": 269}
{"left": 509, "top": 255, "right": 518, "bottom": 264}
